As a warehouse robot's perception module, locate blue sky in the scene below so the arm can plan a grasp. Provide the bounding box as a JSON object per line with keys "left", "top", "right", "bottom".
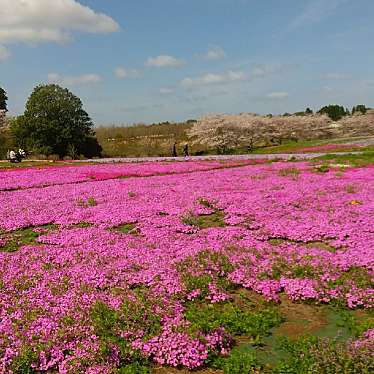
{"left": 1, "top": 0, "right": 374, "bottom": 125}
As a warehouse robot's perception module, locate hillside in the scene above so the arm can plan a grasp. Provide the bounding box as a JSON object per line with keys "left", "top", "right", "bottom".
{"left": 96, "top": 111, "right": 374, "bottom": 157}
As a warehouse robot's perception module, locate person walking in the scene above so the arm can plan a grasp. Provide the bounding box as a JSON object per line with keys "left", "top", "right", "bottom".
{"left": 172, "top": 142, "right": 178, "bottom": 157}
{"left": 183, "top": 143, "right": 189, "bottom": 157}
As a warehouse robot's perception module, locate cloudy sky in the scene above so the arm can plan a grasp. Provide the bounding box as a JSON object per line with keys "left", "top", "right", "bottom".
{"left": 1, "top": 0, "right": 374, "bottom": 125}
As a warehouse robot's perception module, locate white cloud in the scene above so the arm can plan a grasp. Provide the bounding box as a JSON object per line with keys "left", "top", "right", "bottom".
{"left": 322, "top": 85, "right": 334, "bottom": 92}
{"left": 325, "top": 73, "right": 350, "bottom": 80}
{"left": 145, "top": 55, "right": 184, "bottom": 68}
{"left": 252, "top": 64, "right": 276, "bottom": 78}
{"left": 181, "top": 70, "right": 247, "bottom": 88}
{"left": 0, "top": 0, "right": 119, "bottom": 45}
{"left": 203, "top": 46, "right": 226, "bottom": 60}
{"left": 48, "top": 72, "right": 102, "bottom": 86}
{"left": 290, "top": 0, "right": 348, "bottom": 29}
{"left": 266, "top": 92, "right": 289, "bottom": 99}
{"left": 159, "top": 87, "right": 174, "bottom": 95}
{"left": 0, "top": 46, "right": 11, "bottom": 61}
{"left": 114, "top": 67, "right": 141, "bottom": 79}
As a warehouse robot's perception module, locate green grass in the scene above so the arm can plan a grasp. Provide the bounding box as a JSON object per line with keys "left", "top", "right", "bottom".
{"left": 314, "top": 151, "right": 374, "bottom": 167}
{"left": 185, "top": 300, "right": 283, "bottom": 338}
{"left": 0, "top": 160, "right": 94, "bottom": 169}
{"left": 0, "top": 225, "right": 57, "bottom": 252}
{"left": 209, "top": 347, "right": 262, "bottom": 373}
{"left": 223, "top": 303, "right": 373, "bottom": 373}
{"left": 252, "top": 137, "right": 374, "bottom": 155}
{"left": 278, "top": 168, "right": 301, "bottom": 177}
{"left": 182, "top": 211, "right": 226, "bottom": 229}
{"left": 77, "top": 197, "right": 98, "bottom": 208}
{"left": 110, "top": 223, "right": 139, "bottom": 235}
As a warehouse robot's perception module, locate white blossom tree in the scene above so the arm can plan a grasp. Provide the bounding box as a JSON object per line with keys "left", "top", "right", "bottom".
{"left": 188, "top": 113, "right": 331, "bottom": 152}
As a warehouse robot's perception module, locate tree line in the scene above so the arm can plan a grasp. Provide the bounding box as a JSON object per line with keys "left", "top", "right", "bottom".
{"left": 0, "top": 83, "right": 371, "bottom": 159}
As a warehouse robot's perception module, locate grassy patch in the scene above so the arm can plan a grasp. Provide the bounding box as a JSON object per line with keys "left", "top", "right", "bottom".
{"left": 270, "top": 336, "right": 374, "bottom": 373}
{"left": 77, "top": 197, "right": 98, "bottom": 208}
{"left": 230, "top": 300, "right": 372, "bottom": 372}
{"left": 9, "top": 346, "right": 38, "bottom": 374}
{"left": 268, "top": 238, "right": 338, "bottom": 253}
{"left": 110, "top": 223, "right": 139, "bottom": 235}
{"left": 0, "top": 225, "right": 57, "bottom": 252}
{"left": 182, "top": 211, "right": 226, "bottom": 229}
{"left": 115, "top": 363, "right": 150, "bottom": 373}
{"left": 69, "top": 222, "right": 94, "bottom": 228}
{"left": 315, "top": 151, "right": 374, "bottom": 167}
{"left": 209, "top": 347, "right": 261, "bottom": 373}
{"left": 91, "top": 291, "right": 161, "bottom": 367}
{"left": 185, "top": 300, "right": 282, "bottom": 339}
{"left": 329, "top": 266, "right": 373, "bottom": 289}
{"left": 313, "top": 164, "right": 330, "bottom": 173}
{"left": 278, "top": 168, "right": 300, "bottom": 178}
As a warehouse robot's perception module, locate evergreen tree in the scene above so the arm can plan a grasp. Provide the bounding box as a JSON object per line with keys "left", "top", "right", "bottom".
{"left": 352, "top": 105, "right": 367, "bottom": 115}
{"left": 318, "top": 105, "right": 347, "bottom": 121}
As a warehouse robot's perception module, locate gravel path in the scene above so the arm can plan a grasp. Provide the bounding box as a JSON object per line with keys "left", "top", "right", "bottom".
{"left": 81, "top": 152, "right": 363, "bottom": 164}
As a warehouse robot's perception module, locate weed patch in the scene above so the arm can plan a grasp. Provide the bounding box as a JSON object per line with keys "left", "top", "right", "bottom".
{"left": 110, "top": 223, "right": 139, "bottom": 235}
{"left": 0, "top": 225, "right": 57, "bottom": 252}
{"left": 77, "top": 197, "right": 98, "bottom": 208}
{"left": 278, "top": 168, "right": 300, "bottom": 178}
{"left": 182, "top": 211, "right": 225, "bottom": 229}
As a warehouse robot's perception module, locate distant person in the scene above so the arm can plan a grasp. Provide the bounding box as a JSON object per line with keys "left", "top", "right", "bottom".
{"left": 8, "top": 150, "right": 16, "bottom": 163}
{"left": 17, "top": 149, "right": 26, "bottom": 162}
{"left": 6, "top": 149, "right": 26, "bottom": 163}
{"left": 172, "top": 142, "right": 178, "bottom": 157}
{"left": 183, "top": 143, "right": 189, "bottom": 157}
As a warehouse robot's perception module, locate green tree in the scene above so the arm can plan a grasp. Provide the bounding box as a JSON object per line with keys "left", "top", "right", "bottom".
{"left": 318, "top": 105, "right": 347, "bottom": 121}
{"left": 0, "top": 87, "right": 7, "bottom": 112}
{"left": 352, "top": 104, "right": 367, "bottom": 115}
{"left": 11, "top": 84, "right": 102, "bottom": 158}
{"left": 305, "top": 107, "right": 313, "bottom": 115}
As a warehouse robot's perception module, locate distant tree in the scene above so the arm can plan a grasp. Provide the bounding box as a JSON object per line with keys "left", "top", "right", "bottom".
{"left": 305, "top": 107, "right": 313, "bottom": 115}
{"left": 0, "top": 87, "right": 7, "bottom": 112}
{"left": 318, "top": 105, "right": 347, "bottom": 121}
{"left": 352, "top": 105, "right": 367, "bottom": 115}
{"left": 294, "top": 111, "right": 306, "bottom": 116}
{"left": 11, "top": 84, "right": 101, "bottom": 158}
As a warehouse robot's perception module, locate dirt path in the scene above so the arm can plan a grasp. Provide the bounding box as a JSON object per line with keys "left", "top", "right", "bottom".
{"left": 81, "top": 151, "right": 363, "bottom": 164}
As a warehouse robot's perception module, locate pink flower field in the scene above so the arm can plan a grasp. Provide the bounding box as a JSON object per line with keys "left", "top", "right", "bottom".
{"left": 0, "top": 160, "right": 373, "bottom": 373}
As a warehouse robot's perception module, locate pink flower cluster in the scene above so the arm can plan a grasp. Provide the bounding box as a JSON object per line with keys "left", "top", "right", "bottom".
{"left": 352, "top": 329, "right": 374, "bottom": 349}
{"left": 0, "top": 160, "right": 255, "bottom": 191}
{"left": 0, "top": 160, "right": 373, "bottom": 371}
